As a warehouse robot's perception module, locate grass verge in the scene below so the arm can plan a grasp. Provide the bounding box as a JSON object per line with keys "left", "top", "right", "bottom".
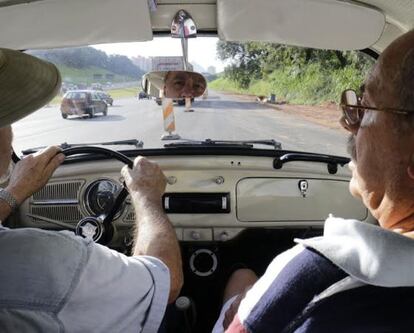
{"left": 209, "top": 64, "right": 366, "bottom": 105}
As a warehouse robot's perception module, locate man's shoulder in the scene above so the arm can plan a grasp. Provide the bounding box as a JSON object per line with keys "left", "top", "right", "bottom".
{"left": 235, "top": 246, "right": 347, "bottom": 333}
{"left": 0, "top": 226, "right": 91, "bottom": 256}
{"left": 0, "top": 227, "right": 91, "bottom": 310}
{"left": 295, "top": 283, "right": 414, "bottom": 333}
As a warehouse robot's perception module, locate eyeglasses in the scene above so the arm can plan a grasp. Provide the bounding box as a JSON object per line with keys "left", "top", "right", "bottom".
{"left": 340, "top": 89, "right": 411, "bottom": 130}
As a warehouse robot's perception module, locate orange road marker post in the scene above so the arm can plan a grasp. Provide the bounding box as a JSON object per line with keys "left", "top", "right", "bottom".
{"left": 161, "top": 98, "right": 181, "bottom": 140}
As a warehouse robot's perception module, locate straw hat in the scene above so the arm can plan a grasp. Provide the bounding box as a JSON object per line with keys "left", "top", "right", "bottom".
{"left": 143, "top": 71, "right": 167, "bottom": 90}
{"left": 0, "top": 48, "right": 61, "bottom": 127}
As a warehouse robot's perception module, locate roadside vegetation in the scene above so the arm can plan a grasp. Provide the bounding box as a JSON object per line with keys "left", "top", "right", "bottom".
{"left": 210, "top": 42, "right": 375, "bottom": 105}
{"left": 29, "top": 46, "right": 142, "bottom": 105}
{"left": 57, "top": 65, "right": 136, "bottom": 85}
{"left": 29, "top": 47, "right": 142, "bottom": 86}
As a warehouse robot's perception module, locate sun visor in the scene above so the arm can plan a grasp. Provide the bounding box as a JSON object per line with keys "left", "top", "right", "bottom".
{"left": 0, "top": 0, "right": 153, "bottom": 50}
{"left": 217, "top": 0, "right": 385, "bottom": 50}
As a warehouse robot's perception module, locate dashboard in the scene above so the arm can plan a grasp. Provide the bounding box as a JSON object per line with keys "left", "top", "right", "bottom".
{"left": 5, "top": 151, "right": 372, "bottom": 332}
{"left": 14, "top": 153, "right": 370, "bottom": 248}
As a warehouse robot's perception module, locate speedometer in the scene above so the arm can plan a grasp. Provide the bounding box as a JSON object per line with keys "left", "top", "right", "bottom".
{"left": 84, "top": 179, "right": 124, "bottom": 217}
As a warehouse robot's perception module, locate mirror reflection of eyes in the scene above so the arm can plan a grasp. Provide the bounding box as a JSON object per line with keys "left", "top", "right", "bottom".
{"left": 194, "top": 83, "right": 205, "bottom": 90}
{"left": 172, "top": 80, "right": 205, "bottom": 92}
{"left": 173, "top": 79, "right": 186, "bottom": 88}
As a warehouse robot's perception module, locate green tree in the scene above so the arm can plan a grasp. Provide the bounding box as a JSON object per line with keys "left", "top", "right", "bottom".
{"left": 215, "top": 41, "right": 375, "bottom": 103}
{"left": 217, "top": 41, "right": 373, "bottom": 76}
{"left": 29, "top": 47, "right": 142, "bottom": 78}
{"left": 217, "top": 41, "right": 265, "bottom": 88}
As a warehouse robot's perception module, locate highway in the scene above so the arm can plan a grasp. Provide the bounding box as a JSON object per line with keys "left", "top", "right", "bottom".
{"left": 12, "top": 91, "right": 349, "bottom": 157}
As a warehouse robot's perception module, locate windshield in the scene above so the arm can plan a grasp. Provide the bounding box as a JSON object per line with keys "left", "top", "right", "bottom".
{"left": 12, "top": 37, "right": 374, "bottom": 156}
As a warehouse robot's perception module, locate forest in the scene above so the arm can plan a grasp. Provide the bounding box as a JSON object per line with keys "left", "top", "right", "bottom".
{"left": 29, "top": 47, "right": 142, "bottom": 79}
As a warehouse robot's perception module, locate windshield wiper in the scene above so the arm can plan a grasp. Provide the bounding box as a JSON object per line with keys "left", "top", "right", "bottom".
{"left": 164, "top": 139, "right": 282, "bottom": 150}
{"left": 21, "top": 139, "right": 144, "bottom": 155}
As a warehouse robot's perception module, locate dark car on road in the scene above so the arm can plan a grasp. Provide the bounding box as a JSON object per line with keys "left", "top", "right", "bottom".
{"left": 97, "top": 91, "right": 114, "bottom": 106}
{"left": 60, "top": 90, "right": 108, "bottom": 119}
{"left": 138, "top": 90, "right": 149, "bottom": 99}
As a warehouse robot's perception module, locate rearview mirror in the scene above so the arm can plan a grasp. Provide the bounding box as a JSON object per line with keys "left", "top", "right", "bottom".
{"left": 171, "top": 10, "right": 197, "bottom": 39}
{"left": 141, "top": 71, "right": 207, "bottom": 99}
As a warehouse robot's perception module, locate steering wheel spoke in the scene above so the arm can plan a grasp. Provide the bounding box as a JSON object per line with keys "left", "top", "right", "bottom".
{"left": 62, "top": 146, "right": 133, "bottom": 244}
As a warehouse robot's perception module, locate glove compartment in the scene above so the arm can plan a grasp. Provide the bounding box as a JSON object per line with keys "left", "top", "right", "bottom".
{"left": 236, "top": 178, "right": 366, "bottom": 222}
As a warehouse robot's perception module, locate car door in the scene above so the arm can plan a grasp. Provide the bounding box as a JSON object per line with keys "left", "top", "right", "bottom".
{"left": 91, "top": 92, "right": 105, "bottom": 113}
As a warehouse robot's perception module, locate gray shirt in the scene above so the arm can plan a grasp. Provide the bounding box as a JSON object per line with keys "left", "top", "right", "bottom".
{"left": 0, "top": 226, "right": 170, "bottom": 332}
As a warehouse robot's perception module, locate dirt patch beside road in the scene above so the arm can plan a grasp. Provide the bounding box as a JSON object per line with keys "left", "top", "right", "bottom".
{"left": 216, "top": 90, "right": 346, "bottom": 132}
{"left": 271, "top": 102, "right": 343, "bottom": 130}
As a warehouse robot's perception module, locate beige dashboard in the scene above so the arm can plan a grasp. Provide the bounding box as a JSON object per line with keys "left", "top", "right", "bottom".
{"left": 17, "top": 155, "right": 370, "bottom": 243}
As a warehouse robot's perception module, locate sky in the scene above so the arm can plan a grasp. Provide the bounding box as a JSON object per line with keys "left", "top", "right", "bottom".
{"left": 92, "top": 37, "right": 226, "bottom": 72}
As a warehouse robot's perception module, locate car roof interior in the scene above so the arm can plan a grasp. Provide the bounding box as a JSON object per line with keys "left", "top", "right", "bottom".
{"left": 0, "top": 0, "right": 411, "bottom": 53}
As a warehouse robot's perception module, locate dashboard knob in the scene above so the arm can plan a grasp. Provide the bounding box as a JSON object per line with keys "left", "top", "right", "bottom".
{"left": 215, "top": 176, "right": 225, "bottom": 185}
{"left": 175, "top": 296, "right": 191, "bottom": 311}
{"left": 191, "top": 231, "right": 201, "bottom": 240}
{"left": 219, "top": 232, "right": 229, "bottom": 241}
{"left": 167, "top": 176, "right": 177, "bottom": 185}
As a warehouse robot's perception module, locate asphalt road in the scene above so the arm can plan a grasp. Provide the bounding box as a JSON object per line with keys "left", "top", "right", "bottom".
{"left": 12, "top": 91, "right": 349, "bottom": 156}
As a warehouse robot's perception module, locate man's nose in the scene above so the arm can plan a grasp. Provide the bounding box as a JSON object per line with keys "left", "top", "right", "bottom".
{"left": 180, "top": 80, "right": 194, "bottom": 97}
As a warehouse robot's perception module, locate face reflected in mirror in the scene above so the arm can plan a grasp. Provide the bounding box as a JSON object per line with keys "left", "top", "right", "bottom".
{"left": 141, "top": 70, "right": 207, "bottom": 99}
{"left": 164, "top": 71, "right": 207, "bottom": 99}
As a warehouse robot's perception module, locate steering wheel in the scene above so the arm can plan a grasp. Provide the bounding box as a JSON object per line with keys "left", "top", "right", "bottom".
{"left": 62, "top": 146, "right": 133, "bottom": 245}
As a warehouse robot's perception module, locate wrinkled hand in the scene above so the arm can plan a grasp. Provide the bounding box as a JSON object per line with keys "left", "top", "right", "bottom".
{"left": 121, "top": 156, "right": 167, "bottom": 202}
{"left": 6, "top": 146, "right": 65, "bottom": 204}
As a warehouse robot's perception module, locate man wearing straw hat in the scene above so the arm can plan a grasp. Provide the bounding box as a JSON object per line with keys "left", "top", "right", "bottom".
{"left": 0, "top": 49, "right": 182, "bottom": 332}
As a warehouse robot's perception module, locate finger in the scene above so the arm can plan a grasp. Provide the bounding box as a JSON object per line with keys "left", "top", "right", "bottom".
{"left": 159, "top": 168, "right": 167, "bottom": 179}
{"left": 35, "top": 146, "right": 62, "bottom": 164}
{"left": 121, "top": 165, "right": 133, "bottom": 183}
{"left": 19, "top": 153, "right": 34, "bottom": 162}
{"left": 42, "top": 153, "right": 65, "bottom": 179}
{"left": 139, "top": 157, "right": 161, "bottom": 174}
{"left": 121, "top": 165, "right": 129, "bottom": 177}
{"left": 133, "top": 156, "right": 146, "bottom": 168}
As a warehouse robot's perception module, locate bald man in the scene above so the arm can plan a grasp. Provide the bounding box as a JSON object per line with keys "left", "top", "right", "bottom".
{"left": 212, "top": 30, "right": 414, "bottom": 333}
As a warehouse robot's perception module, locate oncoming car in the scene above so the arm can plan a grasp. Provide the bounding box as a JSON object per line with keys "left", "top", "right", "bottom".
{"left": 1, "top": 0, "right": 413, "bottom": 332}
{"left": 60, "top": 90, "right": 108, "bottom": 119}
